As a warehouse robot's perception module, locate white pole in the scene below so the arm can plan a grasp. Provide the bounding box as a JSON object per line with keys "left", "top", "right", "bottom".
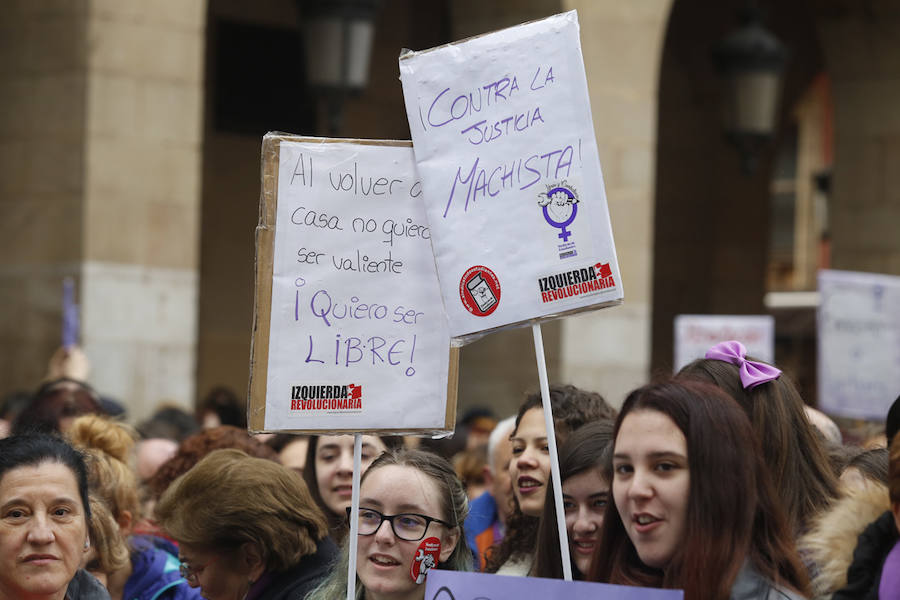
{"left": 346, "top": 434, "right": 363, "bottom": 600}
{"left": 532, "top": 323, "right": 573, "bottom": 581}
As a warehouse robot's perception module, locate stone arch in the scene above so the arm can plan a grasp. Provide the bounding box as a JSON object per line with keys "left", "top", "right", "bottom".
{"left": 650, "top": 0, "right": 826, "bottom": 379}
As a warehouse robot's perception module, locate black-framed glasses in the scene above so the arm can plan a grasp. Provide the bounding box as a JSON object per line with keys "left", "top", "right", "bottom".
{"left": 346, "top": 507, "right": 454, "bottom": 541}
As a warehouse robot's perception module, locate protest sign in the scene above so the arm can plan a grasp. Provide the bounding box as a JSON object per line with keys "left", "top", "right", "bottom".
{"left": 399, "top": 10, "right": 623, "bottom": 342}
{"left": 425, "top": 571, "right": 683, "bottom": 600}
{"left": 248, "top": 135, "right": 457, "bottom": 434}
{"left": 62, "top": 277, "right": 79, "bottom": 348}
{"left": 818, "top": 269, "right": 900, "bottom": 420}
{"left": 673, "top": 314, "right": 775, "bottom": 372}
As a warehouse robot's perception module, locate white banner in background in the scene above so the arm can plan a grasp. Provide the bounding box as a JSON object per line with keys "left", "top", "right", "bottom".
{"left": 674, "top": 314, "right": 775, "bottom": 372}
{"left": 818, "top": 269, "right": 900, "bottom": 420}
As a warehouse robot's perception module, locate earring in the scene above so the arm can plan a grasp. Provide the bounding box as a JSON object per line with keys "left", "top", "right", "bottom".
{"left": 84, "top": 539, "right": 90, "bottom": 549}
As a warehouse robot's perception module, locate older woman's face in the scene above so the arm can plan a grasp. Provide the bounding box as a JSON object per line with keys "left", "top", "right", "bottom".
{"left": 0, "top": 461, "right": 89, "bottom": 600}
{"left": 177, "top": 543, "right": 255, "bottom": 600}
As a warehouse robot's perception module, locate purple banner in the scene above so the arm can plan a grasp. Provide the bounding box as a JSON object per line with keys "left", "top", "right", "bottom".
{"left": 425, "top": 571, "right": 683, "bottom": 600}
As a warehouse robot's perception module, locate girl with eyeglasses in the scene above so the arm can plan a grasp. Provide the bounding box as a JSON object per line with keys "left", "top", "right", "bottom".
{"left": 308, "top": 448, "right": 473, "bottom": 600}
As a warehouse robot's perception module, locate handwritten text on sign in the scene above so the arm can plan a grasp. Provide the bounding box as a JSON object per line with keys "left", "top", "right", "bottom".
{"left": 264, "top": 141, "right": 450, "bottom": 432}
{"left": 414, "top": 65, "right": 570, "bottom": 219}
{"left": 400, "top": 11, "right": 623, "bottom": 341}
{"left": 425, "top": 571, "right": 683, "bottom": 600}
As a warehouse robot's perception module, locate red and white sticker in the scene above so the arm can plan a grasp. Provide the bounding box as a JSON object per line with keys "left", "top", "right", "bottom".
{"left": 410, "top": 536, "right": 441, "bottom": 584}
{"left": 459, "top": 265, "right": 501, "bottom": 317}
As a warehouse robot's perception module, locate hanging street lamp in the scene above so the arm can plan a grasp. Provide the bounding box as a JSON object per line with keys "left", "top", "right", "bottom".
{"left": 713, "top": 4, "right": 788, "bottom": 174}
{"left": 299, "top": 0, "right": 380, "bottom": 136}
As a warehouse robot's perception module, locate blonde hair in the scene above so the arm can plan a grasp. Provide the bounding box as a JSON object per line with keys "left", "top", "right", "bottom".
{"left": 68, "top": 415, "right": 140, "bottom": 523}
{"left": 155, "top": 449, "right": 328, "bottom": 571}
{"left": 87, "top": 494, "right": 130, "bottom": 573}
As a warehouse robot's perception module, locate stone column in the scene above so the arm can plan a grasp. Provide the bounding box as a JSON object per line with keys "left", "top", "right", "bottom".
{"left": 0, "top": 1, "right": 206, "bottom": 421}
{"left": 558, "top": 0, "right": 672, "bottom": 405}
{"left": 81, "top": 1, "right": 206, "bottom": 420}
{"left": 443, "top": 1, "right": 672, "bottom": 411}
{"left": 0, "top": 3, "right": 89, "bottom": 391}
{"left": 817, "top": 7, "right": 900, "bottom": 276}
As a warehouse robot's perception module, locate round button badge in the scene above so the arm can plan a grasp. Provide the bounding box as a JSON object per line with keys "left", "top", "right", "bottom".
{"left": 459, "top": 265, "right": 501, "bottom": 317}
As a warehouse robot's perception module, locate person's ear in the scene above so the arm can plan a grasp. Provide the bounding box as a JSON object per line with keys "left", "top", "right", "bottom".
{"left": 116, "top": 510, "right": 133, "bottom": 535}
{"left": 481, "top": 465, "right": 493, "bottom": 489}
{"left": 241, "top": 542, "right": 267, "bottom": 582}
{"left": 83, "top": 536, "right": 91, "bottom": 553}
{"left": 439, "top": 527, "right": 460, "bottom": 563}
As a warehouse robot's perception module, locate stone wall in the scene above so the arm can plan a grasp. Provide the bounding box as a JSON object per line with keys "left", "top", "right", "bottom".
{"left": 560, "top": 0, "right": 671, "bottom": 406}
{"left": 80, "top": 0, "right": 205, "bottom": 421}
{"left": 0, "top": 1, "right": 205, "bottom": 421}
{"left": 0, "top": 2, "right": 88, "bottom": 392}
{"left": 817, "top": 3, "right": 900, "bottom": 276}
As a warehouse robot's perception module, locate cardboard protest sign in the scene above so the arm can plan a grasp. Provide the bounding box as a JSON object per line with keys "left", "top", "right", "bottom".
{"left": 673, "top": 315, "right": 775, "bottom": 372}
{"left": 248, "top": 135, "right": 457, "bottom": 434}
{"left": 399, "top": 10, "right": 623, "bottom": 342}
{"left": 424, "top": 571, "right": 683, "bottom": 600}
{"left": 818, "top": 269, "right": 900, "bottom": 420}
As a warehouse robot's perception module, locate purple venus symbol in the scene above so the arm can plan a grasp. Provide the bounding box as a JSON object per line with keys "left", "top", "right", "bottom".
{"left": 541, "top": 186, "right": 578, "bottom": 242}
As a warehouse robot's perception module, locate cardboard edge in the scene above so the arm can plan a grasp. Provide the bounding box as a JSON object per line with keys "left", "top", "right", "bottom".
{"left": 444, "top": 346, "right": 459, "bottom": 430}
{"left": 247, "top": 134, "right": 281, "bottom": 432}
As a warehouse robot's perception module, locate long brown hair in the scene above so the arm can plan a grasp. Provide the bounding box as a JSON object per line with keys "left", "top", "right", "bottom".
{"left": 590, "top": 380, "right": 809, "bottom": 600}
{"left": 485, "top": 384, "right": 615, "bottom": 572}
{"left": 678, "top": 357, "right": 840, "bottom": 534}
{"left": 302, "top": 435, "right": 402, "bottom": 543}
{"left": 532, "top": 420, "right": 615, "bottom": 579}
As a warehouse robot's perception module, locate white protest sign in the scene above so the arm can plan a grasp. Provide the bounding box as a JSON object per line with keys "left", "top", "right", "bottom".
{"left": 673, "top": 315, "right": 775, "bottom": 372}
{"left": 248, "top": 136, "right": 456, "bottom": 433}
{"left": 399, "top": 11, "right": 622, "bottom": 342}
{"left": 818, "top": 269, "right": 900, "bottom": 420}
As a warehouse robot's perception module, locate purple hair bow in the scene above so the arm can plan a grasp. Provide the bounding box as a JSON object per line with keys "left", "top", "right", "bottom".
{"left": 704, "top": 341, "right": 782, "bottom": 389}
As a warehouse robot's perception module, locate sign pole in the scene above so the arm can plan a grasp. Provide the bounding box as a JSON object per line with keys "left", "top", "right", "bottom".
{"left": 532, "top": 323, "right": 573, "bottom": 581}
{"left": 346, "top": 434, "right": 362, "bottom": 600}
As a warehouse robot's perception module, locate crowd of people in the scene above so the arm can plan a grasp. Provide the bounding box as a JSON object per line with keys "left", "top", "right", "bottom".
{"left": 1, "top": 341, "right": 899, "bottom": 600}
